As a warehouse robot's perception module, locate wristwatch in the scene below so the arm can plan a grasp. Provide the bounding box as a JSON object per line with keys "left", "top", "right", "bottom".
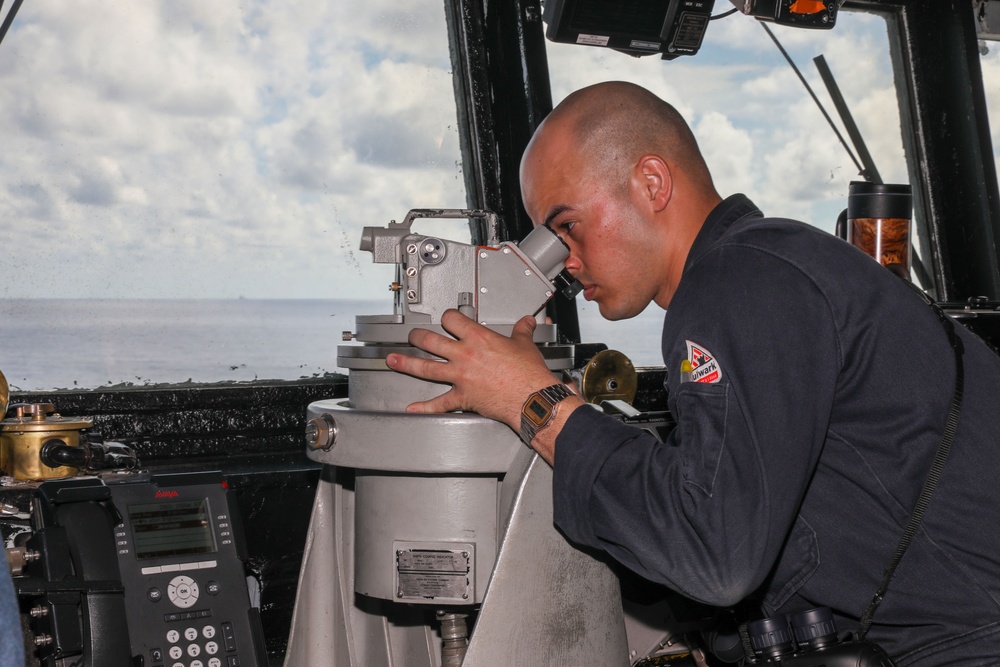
{"left": 519, "top": 383, "right": 575, "bottom": 445}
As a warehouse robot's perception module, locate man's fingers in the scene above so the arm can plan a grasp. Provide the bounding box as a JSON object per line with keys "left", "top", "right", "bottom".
{"left": 405, "top": 390, "right": 462, "bottom": 414}
{"left": 407, "top": 327, "right": 460, "bottom": 359}
{"left": 511, "top": 315, "right": 537, "bottom": 341}
{"left": 439, "top": 308, "right": 484, "bottom": 339}
{"left": 386, "top": 352, "right": 452, "bottom": 383}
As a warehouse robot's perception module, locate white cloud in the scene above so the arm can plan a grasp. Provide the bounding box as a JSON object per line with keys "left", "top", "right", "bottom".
{"left": 694, "top": 111, "right": 754, "bottom": 196}
{"left": 0, "top": 0, "right": 466, "bottom": 299}
{"left": 0, "top": 2, "right": 994, "bottom": 305}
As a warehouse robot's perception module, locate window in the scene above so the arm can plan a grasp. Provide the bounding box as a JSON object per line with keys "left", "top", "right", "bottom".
{"left": 979, "top": 39, "right": 1000, "bottom": 200}
{"left": 0, "top": 2, "right": 465, "bottom": 389}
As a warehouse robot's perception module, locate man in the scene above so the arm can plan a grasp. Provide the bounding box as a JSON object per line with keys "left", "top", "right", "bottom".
{"left": 386, "top": 81, "right": 1000, "bottom": 664}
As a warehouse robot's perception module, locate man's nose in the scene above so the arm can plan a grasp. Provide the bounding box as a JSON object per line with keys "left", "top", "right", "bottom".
{"left": 563, "top": 254, "right": 582, "bottom": 274}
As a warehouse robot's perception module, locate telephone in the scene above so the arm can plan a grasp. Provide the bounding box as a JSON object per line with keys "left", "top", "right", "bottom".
{"left": 13, "top": 471, "right": 265, "bottom": 667}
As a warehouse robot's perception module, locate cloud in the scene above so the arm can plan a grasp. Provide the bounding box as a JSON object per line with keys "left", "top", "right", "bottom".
{"left": 694, "top": 111, "right": 754, "bottom": 195}
{"left": 0, "top": 2, "right": 995, "bottom": 304}
{"left": 0, "top": 0, "right": 467, "bottom": 299}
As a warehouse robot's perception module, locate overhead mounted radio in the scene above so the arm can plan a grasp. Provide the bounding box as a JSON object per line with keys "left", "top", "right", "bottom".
{"left": 730, "top": 0, "right": 839, "bottom": 29}
{"left": 542, "top": 0, "right": 718, "bottom": 60}
{"left": 541, "top": 0, "right": 840, "bottom": 62}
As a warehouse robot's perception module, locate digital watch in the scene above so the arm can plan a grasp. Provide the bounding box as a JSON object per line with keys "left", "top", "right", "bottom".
{"left": 519, "top": 383, "right": 574, "bottom": 445}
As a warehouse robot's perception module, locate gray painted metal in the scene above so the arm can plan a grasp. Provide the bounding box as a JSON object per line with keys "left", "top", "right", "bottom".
{"left": 353, "top": 212, "right": 571, "bottom": 346}
{"left": 283, "top": 449, "right": 631, "bottom": 667}
{"left": 476, "top": 244, "right": 557, "bottom": 323}
{"left": 461, "top": 447, "right": 631, "bottom": 666}
{"left": 306, "top": 400, "right": 521, "bottom": 474}
{"left": 353, "top": 472, "right": 498, "bottom": 603}
{"left": 516, "top": 222, "right": 570, "bottom": 281}
{"left": 346, "top": 320, "right": 563, "bottom": 345}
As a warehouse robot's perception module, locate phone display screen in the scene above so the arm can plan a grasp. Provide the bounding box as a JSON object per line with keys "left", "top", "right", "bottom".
{"left": 128, "top": 499, "right": 217, "bottom": 560}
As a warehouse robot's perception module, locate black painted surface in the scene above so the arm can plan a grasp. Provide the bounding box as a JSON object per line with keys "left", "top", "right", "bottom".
{"left": 11, "top": 378, "right": 345, "bottom": 463}
{"left": 2, "top": 378, "right": 344, "bottom": 666}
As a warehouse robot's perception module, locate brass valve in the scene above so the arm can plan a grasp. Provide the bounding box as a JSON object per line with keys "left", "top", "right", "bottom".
{"left": 1, "top": 402, "right": 92, "bottom": 481}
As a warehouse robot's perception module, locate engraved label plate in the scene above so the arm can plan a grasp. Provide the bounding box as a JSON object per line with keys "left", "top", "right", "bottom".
{"left": 394, "top": 542, "right": 474, "bottom": 604}
{"left": 397, "top": 550, "right": 468, "bottom": 573}
{"left": 397, "top": 571, "right": 467, "bottom": 599}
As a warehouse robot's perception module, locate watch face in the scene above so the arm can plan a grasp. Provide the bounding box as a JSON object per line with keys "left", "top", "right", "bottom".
{"left": 523, "top": 395, "right": 552, "bottom": 426}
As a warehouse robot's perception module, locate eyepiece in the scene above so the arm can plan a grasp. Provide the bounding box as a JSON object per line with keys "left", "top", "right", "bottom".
{"left": 518, "top": 224, "right": 569, "bottom": 281}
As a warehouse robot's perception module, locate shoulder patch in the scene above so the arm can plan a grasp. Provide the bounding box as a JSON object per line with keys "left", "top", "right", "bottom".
{"left": 685, "top": 339, "right": 723, "bottom": 384}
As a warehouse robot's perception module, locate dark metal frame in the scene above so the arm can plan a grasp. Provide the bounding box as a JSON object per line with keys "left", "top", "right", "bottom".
{"left": 445, "top": 0, "right": 581, "bottom": 342}
{"left": 854, "top": 0, "right": 1000, "bottom": 300}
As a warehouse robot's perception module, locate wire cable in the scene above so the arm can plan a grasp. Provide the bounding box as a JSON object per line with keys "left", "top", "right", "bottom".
{"left": 710, "top": 7, "right": 739, "bottom": 20}
{"left": 759, "top": 21, "right": 865, "bottom": 177}
{"left": 0, "top": 0, "right": 25, "bottom": 50}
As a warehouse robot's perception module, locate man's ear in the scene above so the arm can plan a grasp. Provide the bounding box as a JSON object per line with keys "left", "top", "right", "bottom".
{"left": 633, "top": 155, "right": 672, "bottom": 212}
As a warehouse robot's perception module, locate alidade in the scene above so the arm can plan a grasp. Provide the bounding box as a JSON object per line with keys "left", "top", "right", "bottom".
{"left": 337, "top": 208, "right": 579, "bottom": 410}
{"left": 286, "top": 209, "right": 633, "bottom": 667}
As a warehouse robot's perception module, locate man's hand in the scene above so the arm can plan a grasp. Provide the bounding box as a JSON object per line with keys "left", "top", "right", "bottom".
{"left": 385, "top": 309, "right": 566, "bottom": 432}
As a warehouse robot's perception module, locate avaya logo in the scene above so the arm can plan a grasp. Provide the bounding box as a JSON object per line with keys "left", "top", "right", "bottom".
{"left": 156, "top": 490, "right": 179, "bottom": 499}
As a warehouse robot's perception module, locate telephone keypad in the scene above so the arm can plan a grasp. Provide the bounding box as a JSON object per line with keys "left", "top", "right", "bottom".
{"left": 164, "top": 622, "right": 241, "bottom": 667}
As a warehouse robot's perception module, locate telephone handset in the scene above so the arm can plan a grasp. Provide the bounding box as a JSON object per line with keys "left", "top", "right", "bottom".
{"left": 17, "top": 471, "right": 265, "bottom": 667}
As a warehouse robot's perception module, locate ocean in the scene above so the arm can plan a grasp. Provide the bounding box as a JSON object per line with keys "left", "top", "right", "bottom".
{"left": 0, "top": 299, "right": 666, "bottom": 391}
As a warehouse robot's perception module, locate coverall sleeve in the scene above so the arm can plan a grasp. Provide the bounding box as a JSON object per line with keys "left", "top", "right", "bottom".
{"left": 552, "top": 244, "right": 842, "bottom": 606}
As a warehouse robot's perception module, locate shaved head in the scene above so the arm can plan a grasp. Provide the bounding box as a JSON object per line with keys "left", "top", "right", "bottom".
{"left": 518, "top": 82, "right": 722, "bottom": 314}
{"left": 530, "top": 81, "right": 715, "bottom": 193}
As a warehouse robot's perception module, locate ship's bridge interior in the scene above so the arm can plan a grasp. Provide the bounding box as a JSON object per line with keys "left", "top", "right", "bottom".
{"left": 1, "top": 0, "right": 999, "bottom": 665}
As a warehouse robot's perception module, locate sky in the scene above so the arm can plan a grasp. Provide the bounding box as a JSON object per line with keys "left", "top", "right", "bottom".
{"left": 0, "top": 1, "right": 997, "bottom": 302}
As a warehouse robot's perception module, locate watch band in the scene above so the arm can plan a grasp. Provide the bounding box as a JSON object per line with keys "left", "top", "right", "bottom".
{"left": 519, "top": 383, "right": 575, "bottom": 445}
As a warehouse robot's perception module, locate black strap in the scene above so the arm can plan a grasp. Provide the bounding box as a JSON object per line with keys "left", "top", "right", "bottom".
{"left": 857, "top": 288, "right": 965, "bottom": 639}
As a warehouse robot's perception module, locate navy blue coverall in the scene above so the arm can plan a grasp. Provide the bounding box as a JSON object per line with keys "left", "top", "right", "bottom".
{"left": 553, "top": 195, "right": 1000, "bottom": 665}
